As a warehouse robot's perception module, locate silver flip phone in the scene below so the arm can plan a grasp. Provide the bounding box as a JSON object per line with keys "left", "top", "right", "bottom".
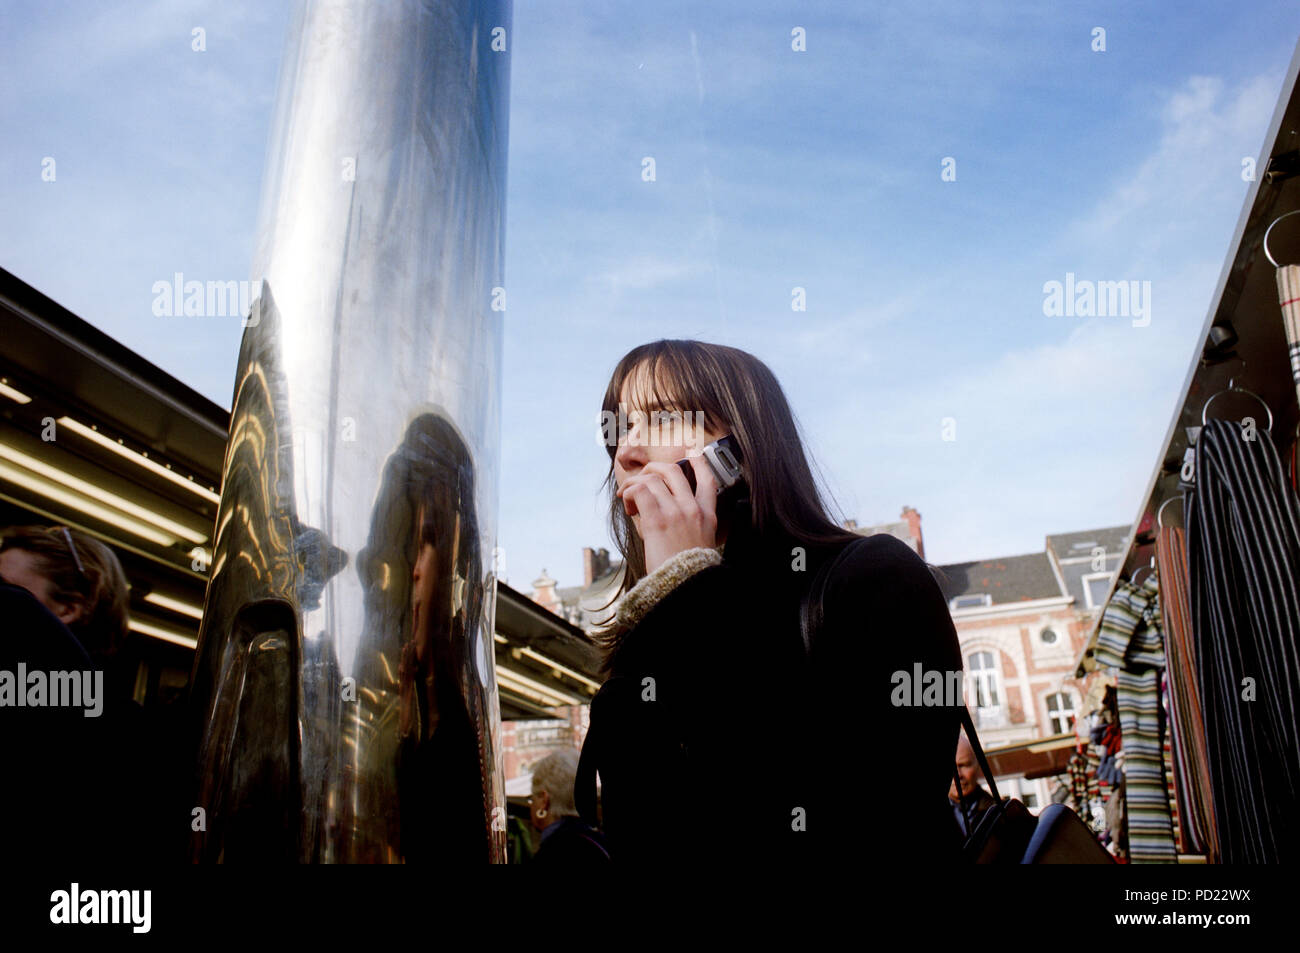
{"left": 676, "top": 435, "right": 744, "bottom": 494}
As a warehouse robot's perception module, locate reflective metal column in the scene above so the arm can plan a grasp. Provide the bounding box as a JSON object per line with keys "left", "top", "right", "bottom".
{"left": 187, "top": 0, "right": 511, "bottom": 863}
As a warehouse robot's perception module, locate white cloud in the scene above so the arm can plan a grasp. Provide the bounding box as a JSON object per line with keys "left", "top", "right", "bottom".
{"left": 811, "top": 68, "right": 1283, "bottom": 562}
{"left": 584, "top": 255, "right": 708, "bottom": 293}
{"left": 1070, "top": 71, "right": 1280, "bottom": 257}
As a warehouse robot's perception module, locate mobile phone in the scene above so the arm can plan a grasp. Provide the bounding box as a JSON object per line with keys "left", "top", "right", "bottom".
{"left": 677, "top": 435, "right": 744, "bottom": 494}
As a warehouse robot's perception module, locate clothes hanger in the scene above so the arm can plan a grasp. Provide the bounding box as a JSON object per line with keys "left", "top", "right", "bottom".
{"left": 1201, "top": 375, "right": 1274, "bottom": 433}
{"left": 1156, "top": 494, "right": 1184, "bottom": 531}
{"left": 1263, "top": 208, "right": 1300, "bottom": 267}
{"left": 1130, "top": 555, "right": 1156, "bottom": 586}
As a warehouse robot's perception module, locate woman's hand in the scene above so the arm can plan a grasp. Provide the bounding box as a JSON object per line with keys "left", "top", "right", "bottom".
{"left": 617, "top": 452, "right": 718, "bottom": 573}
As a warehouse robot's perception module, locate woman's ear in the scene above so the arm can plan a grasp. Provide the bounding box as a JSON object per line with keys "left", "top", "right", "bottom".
{"left": 52, "top": 599, "right": 85, "bottom": 626}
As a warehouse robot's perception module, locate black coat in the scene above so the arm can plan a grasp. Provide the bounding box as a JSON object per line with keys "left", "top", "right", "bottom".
{"left": 0, "top": 582, "right": 95, "bottom": 861}
{"left": 0, "top": 582, "right": 178, "bottom": 863}
{"left": 576, "top": 496, "right": 965, "bottom": 865}
{"left": 529, "top": 816, "right": 610, "bottom": 866}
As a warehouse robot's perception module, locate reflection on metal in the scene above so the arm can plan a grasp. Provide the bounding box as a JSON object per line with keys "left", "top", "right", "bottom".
{"left": 188, "top": 0, "right": 511, "bottom": 863}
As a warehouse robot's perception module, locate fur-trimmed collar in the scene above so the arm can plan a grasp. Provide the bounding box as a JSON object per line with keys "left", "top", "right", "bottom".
{"left": 609, "top": 546, "right": 723, "bottom": 634}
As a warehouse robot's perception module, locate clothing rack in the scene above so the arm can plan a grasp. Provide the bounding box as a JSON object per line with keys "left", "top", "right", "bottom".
{"left": 1077, "top": 38, "right": 1300, "bottom": 676}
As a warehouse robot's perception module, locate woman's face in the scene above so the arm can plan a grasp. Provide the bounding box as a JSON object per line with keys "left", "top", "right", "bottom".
{"left": 612, "top": 367, "right": 724, "bottom": 537}
{"left": 411, "top": 503, "right": 439, "bottom": 662}
{"left": 0, "top": 548, "right": 82, "bottom": 625}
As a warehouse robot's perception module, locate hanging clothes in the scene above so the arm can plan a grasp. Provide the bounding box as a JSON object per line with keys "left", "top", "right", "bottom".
{"left": 1275, "top": 264, "right": 1300, "bottom": 493}
{"left": 1159, "top": 672, "right": 1182, "bottom": 852}
{"left": 1065, "top": 744, "right": 1100, "bottom": 816}
{"left": 1186, "top": 417, "right": 1300, "bottom": 863}
{"left": 1095, "top": 575, "right": 1165, "bottom": 670}
{"left": 1275, "top": 264, "right": 1300, "bottom": 408}
{"left": 1095, "top": 574, "right": 1178, "bottom": 862}
{"left": 1155, "top": 522, "right": 1219, "bottom": 860}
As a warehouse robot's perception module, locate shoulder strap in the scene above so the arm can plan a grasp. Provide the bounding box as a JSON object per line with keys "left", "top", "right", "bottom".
{"left": 575, "top": 830, "right": 611, "bottom": 861}
{"left": 797, "top": 538, "right": 1000, "bottom": 799}
{"left": 957, "top": 705, "right": 1001, "bottom": 803}
{"left": 953, "top": 706, "right": 1009, "bottom": 858}
{"left": 798, "top": 537, "right": 867, "bottom": 655}
{"left": 574, "top": 708, "right": 602, "bottom": 828}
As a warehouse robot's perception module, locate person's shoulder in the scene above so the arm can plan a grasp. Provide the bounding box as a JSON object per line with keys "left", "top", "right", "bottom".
{"left": 815, "top": 534, "right": 960, "bottom": 657}
{"left": 534, "top": 820, "right": 611, "bottom": 865}
{"left": 0, "top": 582, "right": 92, "bottom": 669}
{"left": 822, "top": 533, "right": 937, "bottom": 590}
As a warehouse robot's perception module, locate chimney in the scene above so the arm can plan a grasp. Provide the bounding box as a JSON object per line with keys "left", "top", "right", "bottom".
{"left": 901, "top": 506, "right": 924, "bottom": 558}
{"left": 843, "top": 518, "right": 858, "bottom": 532}
{"left": 531, "top": 569, "right": 560, "bottom": 615}
{"left": 582, "top": 547, "right": 611, "bottom": 588}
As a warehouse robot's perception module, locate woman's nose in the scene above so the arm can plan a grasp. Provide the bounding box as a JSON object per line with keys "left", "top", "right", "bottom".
{"left": 615, "top": 430, "right": 649, "bottom": 472}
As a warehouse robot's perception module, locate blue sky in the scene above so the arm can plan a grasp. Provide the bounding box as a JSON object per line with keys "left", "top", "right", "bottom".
{"left": 2, "top": 2, "right": 1298, "bottom": 590}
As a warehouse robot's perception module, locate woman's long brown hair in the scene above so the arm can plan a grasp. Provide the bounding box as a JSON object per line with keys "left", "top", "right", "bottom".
{"left": 597, "top": 340, "right": 862, "bottom": 624}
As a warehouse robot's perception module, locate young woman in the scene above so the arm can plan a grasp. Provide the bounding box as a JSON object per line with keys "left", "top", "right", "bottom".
{"left": 0, "top": 524, "right": 130, "bottom": 668}
{"left": 575, "top": 340, "right": 966, "bottom": 865}
{"left": 0, "top": 524, "right": 135, "bottom": 861}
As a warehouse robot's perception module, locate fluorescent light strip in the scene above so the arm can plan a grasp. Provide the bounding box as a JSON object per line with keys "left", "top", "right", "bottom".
{"left": 517, "top": 646, "right": 600, "bottom": 690}
{"left": 0, "top": 459, "right": 178, "bottom": 546}
{"left": 496, "top": 674, "right": 571, "bottom": 708}
{"left": 130, "top": 619, "right": 198, "bottom": 649}
{"left": 57, "top": 417, "right": 221, "bottom": 504}
{"left": 496, "top": 666, "right": 585, "bottom": 707}
{"left": 0, "top": 442, "right": 207, "bottom": 544}
{"left": 143, "top": 591, "right": 204, "bottom": 620}
{"left": 495, "top": 674, "right": 570, "bottom": 709}
{"left": 0, "top": 380, "right": 32, "bottom": 404}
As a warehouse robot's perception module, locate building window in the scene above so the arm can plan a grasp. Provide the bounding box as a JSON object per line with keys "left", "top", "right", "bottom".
{"left": 1046, "top": 692, "right": 1076, "bottom": 734}
{"left": 969, "top": 651, "right": 1001, "bottom": 710}
{"left": 1019, "top": 781, "right": 1039, "bottom": 809}
{"left": 1082, "top": 571, "right": 1112, "bottom": 609}
{"left": 1040, "top": 627, "right": 1058, "bottom": 645}
{"left": 950, "top": 593, "right": 992, "bottom": 610}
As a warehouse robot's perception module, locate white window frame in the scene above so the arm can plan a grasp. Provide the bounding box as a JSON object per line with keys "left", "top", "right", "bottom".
{"left": 1045, "top": 690, "right": 1076, "bottom": 735}
{"left": 969, "top": 650, "right": 1002, "bottom": 714}
{"left": 1081, "top": 571, "right": 1112, "bottom": 609}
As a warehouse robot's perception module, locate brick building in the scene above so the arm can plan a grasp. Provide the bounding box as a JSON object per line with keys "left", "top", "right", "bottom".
{"left": 933, "top": 524, "right": 1129, "bottom": 807}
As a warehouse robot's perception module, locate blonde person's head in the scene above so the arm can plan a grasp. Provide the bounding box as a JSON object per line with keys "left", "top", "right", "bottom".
{"left": 0, "top": 525, "right": 130, "bottom": 658}
{"left": 529, "top": 748, "right": 581, "bottom": 829}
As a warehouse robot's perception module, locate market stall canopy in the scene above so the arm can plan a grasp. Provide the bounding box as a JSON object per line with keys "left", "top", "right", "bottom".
{"left": 983, "top": 732, "right": 1077, "bottom": 781}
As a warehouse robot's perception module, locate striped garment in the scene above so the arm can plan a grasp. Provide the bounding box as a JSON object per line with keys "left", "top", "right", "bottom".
{"left": 1066, "top": 745, "right": 1100, "bottom": 813}
{"left": 1095, "top": 576, "right": 1165, "bottom": 670}
{"left": 1116, "top": 668, "right": 1177, "bottom": 861}
{"left": 1095, "top": 574, "right": 1178, "bottom": 862}
{"left": 1277, "top": 264, "right": 1300, "bottom": 407}
{"left": 1186, "top": 419, "right": 1300, "bottom": 863}
{"left": 1156, "top": 523, "right": 1219, "bottom": 861}
{"left": 1160, "top": 673, "right": 1182, "bottom": 852}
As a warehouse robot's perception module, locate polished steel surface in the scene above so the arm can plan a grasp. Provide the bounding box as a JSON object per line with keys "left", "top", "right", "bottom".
{"left": 188, "top": 0, "right": 511, "bottom": 863}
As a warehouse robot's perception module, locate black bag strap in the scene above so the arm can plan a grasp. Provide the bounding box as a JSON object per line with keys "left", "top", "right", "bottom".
{"left": 957, "top": 705, "right": 1001, "bottom": 803}
{"left": 798, "top": 537, "right": 868, "bottom": 655}
{"left": 954, "top": 704, "right": 1014, "bottom": 859}
{"left": 798, "top": 536, "right": 1010, "bottom": 855}
{"left": 574, "top": 696, "right": 603, "bottom": 828}
{"left": 797, "top": 536, "right": 1000, "bottom": 800}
